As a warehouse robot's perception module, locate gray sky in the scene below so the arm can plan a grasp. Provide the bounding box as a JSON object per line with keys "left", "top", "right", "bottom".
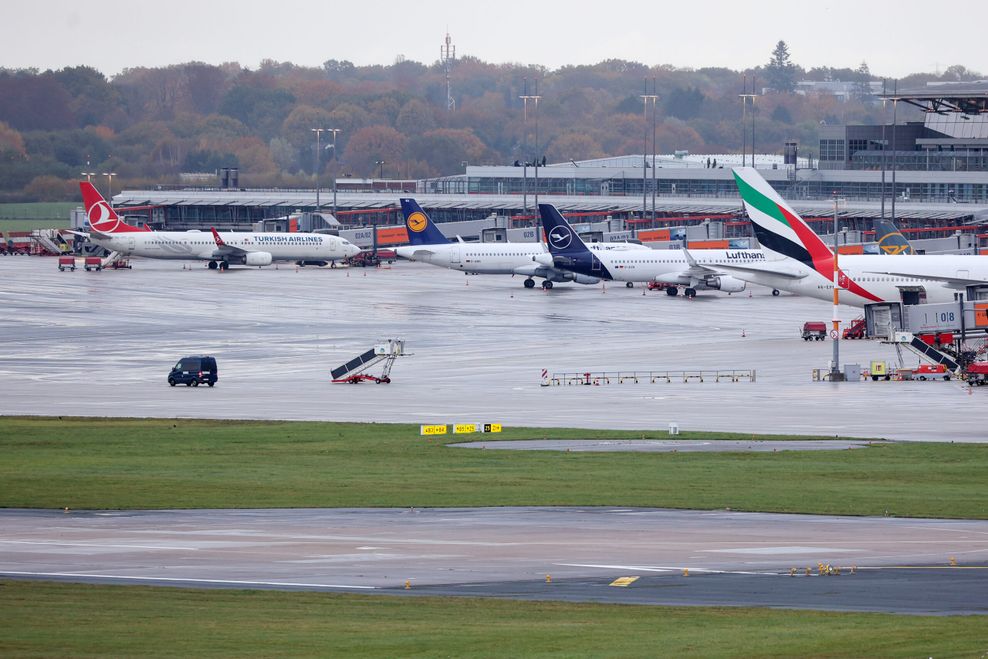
{"left": 7, "top": 0, "right": 985, "bottom": 78}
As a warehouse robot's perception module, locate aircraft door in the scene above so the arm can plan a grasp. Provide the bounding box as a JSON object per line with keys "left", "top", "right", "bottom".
{"left": 450, "top": 245, "right": 460, "bottom": 264}
{"left": 591, "top": 254, "right": 601, "bottom": 272}
{"left": 127, "top": 237, "right": 136, "bottom": 253}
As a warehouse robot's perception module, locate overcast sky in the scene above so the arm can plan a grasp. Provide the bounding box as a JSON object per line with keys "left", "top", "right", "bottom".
{"left": 8, "top": 0, "right": 985, "bottom": 79}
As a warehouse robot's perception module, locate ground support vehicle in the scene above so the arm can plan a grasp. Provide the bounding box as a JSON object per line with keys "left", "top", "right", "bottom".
{"left": 801, "top": 322, "right": 827, "bottom": 341}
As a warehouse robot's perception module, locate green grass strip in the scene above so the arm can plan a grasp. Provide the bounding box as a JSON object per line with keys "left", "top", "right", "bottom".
{"left": 1, "top": 417, "right": 985, "bottom": 518}
{"left": 1, "top": 581, "right": 985, "bottom": 657}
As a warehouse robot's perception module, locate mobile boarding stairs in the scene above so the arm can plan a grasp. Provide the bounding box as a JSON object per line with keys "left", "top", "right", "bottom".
{"left": 331, "top": 339, "right": 406, "bottom": 384}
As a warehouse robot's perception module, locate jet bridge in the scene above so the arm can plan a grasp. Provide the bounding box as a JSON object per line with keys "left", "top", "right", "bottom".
{"left": 331, "top": 339, "right": 406, "bottom": 384}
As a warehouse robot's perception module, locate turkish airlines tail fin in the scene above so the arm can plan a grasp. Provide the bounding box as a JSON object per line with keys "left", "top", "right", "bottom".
{"left": 79, "top": 181, "right": 146, "bottom": 233}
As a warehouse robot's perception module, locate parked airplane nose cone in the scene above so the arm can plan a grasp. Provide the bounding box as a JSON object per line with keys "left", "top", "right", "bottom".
{"left": 347, "top": 244, "right": 361, "bottom": 257}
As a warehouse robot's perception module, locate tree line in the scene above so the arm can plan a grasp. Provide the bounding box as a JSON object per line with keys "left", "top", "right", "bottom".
{"left": 0, "top": 41, "right": 979, "bottom": 201}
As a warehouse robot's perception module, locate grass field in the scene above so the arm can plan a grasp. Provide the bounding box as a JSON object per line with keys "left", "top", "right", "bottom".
{"left": 1, "top": 416, "right": 985, "bottom": 518}
{"left": 0, "top": 202, "right": 75, "bottom": 227}
{"left": 1, "top": 581, "right": 985, "bottom": 657}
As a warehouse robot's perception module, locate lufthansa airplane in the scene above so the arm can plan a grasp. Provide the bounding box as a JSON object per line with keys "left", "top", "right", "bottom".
{"left": 537, "top": 204, "right": 753, "bottom": 297}
{"left": 394, "top": 199, "right": 650, "bottom": 289}
{"left": 76, "top": 182, "right": 360, "bottom": 269}
{"left": 728, "top": 167, "right": 988, "bottom": 306}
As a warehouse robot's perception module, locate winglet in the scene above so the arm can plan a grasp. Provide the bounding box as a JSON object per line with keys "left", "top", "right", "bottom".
{"left": 210, "top": 227, "right": 227, "bottom": 247}
{"left": 681, "top": 247, "right": 698, "bottom": 268}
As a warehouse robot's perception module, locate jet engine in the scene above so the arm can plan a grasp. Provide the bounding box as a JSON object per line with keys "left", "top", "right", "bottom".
{"left": 245, "top": 251, "right": 273, "bottom": 267}
{"left": 706, "top": 275, "right": 746, "bottom": 293}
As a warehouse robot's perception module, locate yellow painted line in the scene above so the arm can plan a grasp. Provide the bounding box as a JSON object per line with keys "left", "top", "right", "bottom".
{"left": 609, "top": 576, "right": 640, "bottom": 587}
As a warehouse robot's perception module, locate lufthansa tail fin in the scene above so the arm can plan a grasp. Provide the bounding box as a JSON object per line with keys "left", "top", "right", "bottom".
{"left": 400, "top": 199, "right": 450, "bottom": 246}
{"left": 79, "top": 181, "right": 146, "bottom": 233}
{"left": 732, "top": 167, "right": 833, "bottom": 275}
{"left": 539, "top": 204, "right": 591, "bottom": 257}
{"left": 873, "top": 218, "right": 916, "bottom": 255}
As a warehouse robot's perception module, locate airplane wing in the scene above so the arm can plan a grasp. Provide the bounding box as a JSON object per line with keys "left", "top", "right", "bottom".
{"left": 65, "top": 229, "right": 90, "bottom": 238}
{"left": 861, "top": 269, "right": 987, "bottom": 289}
{"left": 402, "top": 247, "right": 437, "bottom": 259}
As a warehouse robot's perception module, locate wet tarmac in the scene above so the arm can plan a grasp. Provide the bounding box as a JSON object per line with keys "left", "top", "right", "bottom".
{"left": 0, "top": 257, "right": 984, "bottom": 442}
{"left": 1, "top": 507, "right": 985, "bottom": 614}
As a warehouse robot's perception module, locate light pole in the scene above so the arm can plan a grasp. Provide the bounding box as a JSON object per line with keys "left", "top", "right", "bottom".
{"left": 327, "top": 128, "right": 341, "bottom": 217}
{"left": 376, "top": 160, "right": 386, "bottom": 180}
{"left": 739, "top": 78, "right": 756, "bottom": 168}
{"left": 830, "top": 194, "right": 846, "bottom": 381}
{"left": 520, "top": 80, "right": 541, "bottom": 220}
{"left": 101, "top": 172, "right": 117, "bottom": 208}
{"left": 311, "top": 128, "right": 326, "bottom": 213}
{"left": 81, "top": 171, "right": 96, "bottom": 183}
{"left": 641, "top": 81, "right": 658, "bottom": 229}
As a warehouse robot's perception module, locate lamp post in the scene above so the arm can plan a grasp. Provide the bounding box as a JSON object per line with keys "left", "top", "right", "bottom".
{"left": 326, "top": 128, "right": 342, "bottom": 217}
{"left": 101, "top": 172, "right": 117, "bottom": 208}
{"left": 311, "top": 128, "right": 327, "bottom": 213}
{"left": 739, "top": 79, "right": 756, "bottom": 168}
{"left": 641, "top": 81, "right": 658, "bottom": 229}
{"left": 81, "top": 171, "right": 96, "bottom": 183}
{"left": 830, "top": 194, "right": 846, "bottom": 381}
{"left": 376, "top": 159, "right": 386, "bottom": 181}
{"left": 520, "top": 80, "right": 541, "bottom": 220}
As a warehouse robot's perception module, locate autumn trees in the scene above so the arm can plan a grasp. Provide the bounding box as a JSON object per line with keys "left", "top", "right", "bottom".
{"left": 0, "top": 48, "right": 969, "bottom": 201}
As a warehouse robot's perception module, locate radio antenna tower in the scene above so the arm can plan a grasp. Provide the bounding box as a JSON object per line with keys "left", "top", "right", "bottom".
{"left": 442, "top": 31, "right": 456, "bottom": 112}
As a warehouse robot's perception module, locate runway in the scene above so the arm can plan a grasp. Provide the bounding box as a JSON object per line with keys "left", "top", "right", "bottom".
{"left": 0, "top": 257, "right": 984, "bottom": 442}
{"left": 1, "top": 507, "right": 986, "bottom": 614}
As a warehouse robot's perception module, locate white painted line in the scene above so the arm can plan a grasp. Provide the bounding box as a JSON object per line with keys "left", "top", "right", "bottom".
{"left": 0, "top": 540, "right": 199, "bottom": 551}
{"left": 554, "top": 563, "right": 781, "bottom": 576}
{"left": 0, "top": 571, "right": 376, "bottom": 589}
{"left": 702, "top": 546, "right": 863, "bottom": 555}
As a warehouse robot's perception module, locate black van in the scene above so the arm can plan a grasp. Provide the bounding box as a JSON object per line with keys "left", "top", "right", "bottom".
{"left": 168, "top": 356, "right": 218, "bottom": 387}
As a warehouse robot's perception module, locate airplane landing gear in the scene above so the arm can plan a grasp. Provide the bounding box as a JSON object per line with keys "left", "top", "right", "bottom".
{"left": 541, "top": 280, "right": 554, "bottom": 290}
{"left": 626, "top": 282, "right": 634, "bottom": 288}
{"left": 685, "top": 288, "right": 697, "bottom": 298}
{"left": 523, "top": 278, "right": 536, "bottom": 289}
{"left": 219, "top": 260, "right": 230, "bottom": 271}
{"left": 208, "top": 261, "right": 218, "bottom": 270}
{"left": 772, "top": 289, "right": 781, "bottom": 296}
{"left": 666, "top": 287, "right": 678, "bottom": 296}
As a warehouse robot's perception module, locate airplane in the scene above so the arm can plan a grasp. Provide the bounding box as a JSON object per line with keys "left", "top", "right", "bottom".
{"left": 76, "top": 182, "right": 360, "bottom": 269}
{"left": 536, "top": 203, "right": 751, "bottom": 297}
{"left": 728, "top": 167, "right": 988, "bottom": 306}
{"left": 873, "top": 218, "right": 916, "bottom": 255}
{"left": 393, "top": 198, "right": 651, "bottom": 289}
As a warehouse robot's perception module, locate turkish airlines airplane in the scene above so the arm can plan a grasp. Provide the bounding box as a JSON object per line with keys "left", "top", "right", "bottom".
{"left": 538, "top": 204, "right": 752, "bottom": 297}
{"left": 77, "top": 182, "right": 360, "bottom": 269}
{"left": 729, "top": 167, "right": 988, "bottom": 306}
{"left": 394, "top": 198, "right": 651, "bottom": 289}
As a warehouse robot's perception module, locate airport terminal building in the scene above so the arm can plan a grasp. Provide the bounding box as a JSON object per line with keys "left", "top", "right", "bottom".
{"left": 105, "top": 84, "right": 988, "bottom": 253}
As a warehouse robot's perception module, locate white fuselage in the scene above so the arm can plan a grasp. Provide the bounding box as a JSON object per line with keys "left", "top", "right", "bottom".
{"left": 396, "top": 241, "right": 649, "bottom": 277}
{"left": 597, "top": 249, "right": 767, "bottom": 285}
{"left": 733, "top": 253, "right": 988, "bottom": 306}
{"left": 92, "top": 230, "right": 357, "bottom": 263}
